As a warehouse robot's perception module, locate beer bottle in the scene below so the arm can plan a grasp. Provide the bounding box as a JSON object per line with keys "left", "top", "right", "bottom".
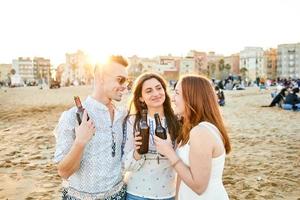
{"left": 138, "top": 109, "right": 150, "bottom": 154}
{"left": 154, "top": 112, "right": 167, "bottom": 163}
{"left": 154, "top": 113, "right": 167, "bottom": 139}
{"left": 74, "top": 96, "right": 90, "bottom": 125}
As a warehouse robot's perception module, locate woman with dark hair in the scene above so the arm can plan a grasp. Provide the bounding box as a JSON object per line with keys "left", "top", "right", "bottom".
{"left": 122, "top": 72, "right": 181, "bottom": 200}
{"left": 215, "top": 86, "right": 225, "bottom": 106}
{"left": 155, "top": 75, "right": 231, "bottom": 200}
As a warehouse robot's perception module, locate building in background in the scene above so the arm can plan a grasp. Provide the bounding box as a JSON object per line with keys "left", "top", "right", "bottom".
{"left": 60, "top": 50, "right": 93, "bottom": 86}
{"left": 12, "top": 57, "right": 51, "bottom": 85}
{"left": 277, "top": 43, "right": 300, "bottom": 79}
{"left": 263, "top": 48, "right": 277, "bottom": 80}
{"left": 224, "top": 53, "right": 240, "bottom": 76}
{"left": 207, "top": 52, "right": 224, "bottom": 79}
{"left": 0, "top": 64, "right": 12, "bottom": 83}
{"left": 179, "top": 51, "right": 208, "bottom": 76}
{"left": 240, "top": 47, "right": 264, "bottom": 81}
{"left": 128, "top": 55, "right": 158, "bottom": 77}
{"left": 187, "top": 50, "right": 208, "bottom": 76}
{"left": 33, "top": 57, "right": 51, "bottom": 81}
{"left": 157, "top": 55, "right": 180, "bottom": 80}
{"left": 12, "top": 57, "right": 34, "bottom": 83}
{"left": 179, "top": 56, "right": 196, "bottom": 75}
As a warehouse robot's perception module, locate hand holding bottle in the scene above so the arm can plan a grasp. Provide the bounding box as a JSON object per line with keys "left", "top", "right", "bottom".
{"left": 154, "top": 133, "right": 174, "bottom": 158}
{"left": 133, "top": 131, "right": 143, "bottom": 160}
{"left": 75, "top": 110, "right": 96, "bottom": 146}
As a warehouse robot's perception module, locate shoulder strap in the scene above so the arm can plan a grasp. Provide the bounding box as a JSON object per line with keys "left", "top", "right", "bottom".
{"left": 199, "top": 122, "right": 224, "bottom": 146}
{"left": 121, "top": 119, "right": 127, "bottom": 157}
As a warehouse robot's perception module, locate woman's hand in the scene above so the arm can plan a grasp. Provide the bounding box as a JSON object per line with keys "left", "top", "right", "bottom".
{"left": 133, "top": 131, "right": 142, "bottom": 160}
{"left": 154, "top": 133, "right": 177, "bottom": 160}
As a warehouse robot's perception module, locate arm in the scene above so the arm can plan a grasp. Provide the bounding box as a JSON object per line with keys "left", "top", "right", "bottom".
{"left": 57, "top": 140, "right": 85, "bottom": 179}
{"left": 175, "top": 174, "right": 181, "bottom": 200}
{"left": 57, "top": 110, "right": 95, "bottom": 179}
{"left": 155, "top": 126, "right": 214, "bottom": 195}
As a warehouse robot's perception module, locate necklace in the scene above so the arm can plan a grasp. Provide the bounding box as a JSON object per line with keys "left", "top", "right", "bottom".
{"left": 108, "top": 102, "right": 116, "bottom": 157}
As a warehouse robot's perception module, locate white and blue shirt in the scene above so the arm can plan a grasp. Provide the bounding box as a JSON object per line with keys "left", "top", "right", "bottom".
{"left": 123, "top": 115, "right": 176, "bottom": 199}
{"left": 53, "top": 96, "right": 127, "bottom": 194}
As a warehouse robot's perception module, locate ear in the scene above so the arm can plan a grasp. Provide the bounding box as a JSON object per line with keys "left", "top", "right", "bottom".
{"left": 95, "top": 76, "right": 104, "bottom": 85}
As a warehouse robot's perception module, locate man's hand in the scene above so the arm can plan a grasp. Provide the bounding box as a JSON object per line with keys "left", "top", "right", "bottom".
{"left": 74, "top": 110, "right": 96, "bottom": 146}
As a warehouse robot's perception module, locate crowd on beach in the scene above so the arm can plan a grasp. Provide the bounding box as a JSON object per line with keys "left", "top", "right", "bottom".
{"left": 211, "top": 75, "right": 300, "bottom": 110}
{"left": 262, "top": 78, "right": 300, "bottom": 111}
{"left": 210, "top": 75, "right": 246, "bottom": 107}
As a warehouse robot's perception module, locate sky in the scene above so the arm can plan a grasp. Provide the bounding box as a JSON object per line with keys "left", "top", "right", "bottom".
{"left": 0, "top": 0, "right": 299, "bottom": 66}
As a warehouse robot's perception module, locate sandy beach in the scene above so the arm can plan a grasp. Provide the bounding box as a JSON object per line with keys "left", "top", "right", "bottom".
{"left": 0, "top": 85, "right": 299, "bottom": 200}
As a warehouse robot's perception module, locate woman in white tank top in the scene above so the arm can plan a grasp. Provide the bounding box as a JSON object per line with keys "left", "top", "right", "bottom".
{"left": 154, "top": 75, "right": 231, "bottom": 200}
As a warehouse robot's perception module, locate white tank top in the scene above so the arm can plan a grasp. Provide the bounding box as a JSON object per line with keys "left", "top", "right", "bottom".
{"left": 176, "top": 121, "right": 229, "bottom": 200}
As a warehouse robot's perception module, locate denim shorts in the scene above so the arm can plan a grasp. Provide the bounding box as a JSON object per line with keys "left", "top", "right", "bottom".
{"left": 126, "top": 193, "right": 174, "bottom": 200}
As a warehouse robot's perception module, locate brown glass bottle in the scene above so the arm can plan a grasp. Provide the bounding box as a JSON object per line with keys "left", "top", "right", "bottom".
{"left": 154, "top": 113, "right": 167, "bottom": 140}
{"left": 138, "top": 109, "right": 150, "bottom": 154}
{"left": 74, "top": 96, "right": 89, "bottom": 125}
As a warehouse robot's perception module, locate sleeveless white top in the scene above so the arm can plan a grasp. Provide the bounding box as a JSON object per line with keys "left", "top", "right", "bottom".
{"left": 176, "top": 122, "right": 229, "bottom": 200}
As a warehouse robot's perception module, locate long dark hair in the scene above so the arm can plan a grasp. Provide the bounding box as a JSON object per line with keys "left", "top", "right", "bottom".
{"left": 124, "top": 72, "right": 180, "bottom": 141}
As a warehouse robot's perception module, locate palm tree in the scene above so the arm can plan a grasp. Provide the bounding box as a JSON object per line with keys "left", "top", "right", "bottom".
{"left": 10, "top": 69, "right": 16, "bottom": 75}
{"left": 224, "top": 64, "right": 231, "bottom": 77}
{"left": 218, "top": 59, "right": 225, "bottom": 71}
{"left": 209, "top": 63, "right": 216, "bottom": 78}
{"left": 218, "top": 59, "right": 225, "bottom": 79}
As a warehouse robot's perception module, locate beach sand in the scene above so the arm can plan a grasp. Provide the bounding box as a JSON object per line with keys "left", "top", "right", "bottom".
{"left": 0, "top": 86, "right": 299, "bottom": 200}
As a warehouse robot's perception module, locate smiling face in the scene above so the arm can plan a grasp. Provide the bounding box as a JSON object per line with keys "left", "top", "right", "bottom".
{"left": 172, "top": 81, "right": 185, "bottom": 116}
{"left": 94, "top": 56, "right": 129, "bottom": 102}
{"left": 101, "top": 62, "right": 128, "bottom": 102}
{"left": 139, "top": 77, "right": 166, "bottom": 109}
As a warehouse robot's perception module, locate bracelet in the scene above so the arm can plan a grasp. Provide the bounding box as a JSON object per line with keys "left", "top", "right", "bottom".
{"left": 171, "top": 158, "right": 181, "bottom": 167}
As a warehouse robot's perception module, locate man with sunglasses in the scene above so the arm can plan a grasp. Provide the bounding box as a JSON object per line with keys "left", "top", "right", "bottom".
{"left": 54, "top": 55, "right": 129, "bottom": 200}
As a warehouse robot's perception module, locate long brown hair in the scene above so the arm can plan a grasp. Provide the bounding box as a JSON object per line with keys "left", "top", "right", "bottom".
{"left": 177, "top": 75, "right": 231, "bottom": 154}
{"left": 125, "top": 72, "right": 180, "bottom": 141}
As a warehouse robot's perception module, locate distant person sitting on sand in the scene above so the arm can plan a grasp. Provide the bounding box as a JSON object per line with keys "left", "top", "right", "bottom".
{"left": 282, "top": 87, "right": 300, "bottom": 111}
{"left": 215, "top": 86, "right": 225, "bottom": 106}
{"left": 271, "top": 85, "right": 284, "bottom": 98}
{"left": 262, "top": 88, "right": 288, "bottom": 107}
{"left": 259, "top": 77, "right": 266, "bottom": 90}
{"left": 217, "top": 80, "right": 224, "bottom": 90}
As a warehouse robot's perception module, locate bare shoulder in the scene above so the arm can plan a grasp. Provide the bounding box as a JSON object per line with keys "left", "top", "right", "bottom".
{"left": 190, "top": 124, "right": 215, "bottom": 146}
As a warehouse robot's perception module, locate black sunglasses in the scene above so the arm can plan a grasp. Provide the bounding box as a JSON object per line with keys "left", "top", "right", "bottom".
{"left": 116, "top": 76, "right": 128, "bottom": 85}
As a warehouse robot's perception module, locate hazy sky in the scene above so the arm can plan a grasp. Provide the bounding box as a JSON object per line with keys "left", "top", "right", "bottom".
{"left": 0, "top": 0, "right": 299, "bottom": 66}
